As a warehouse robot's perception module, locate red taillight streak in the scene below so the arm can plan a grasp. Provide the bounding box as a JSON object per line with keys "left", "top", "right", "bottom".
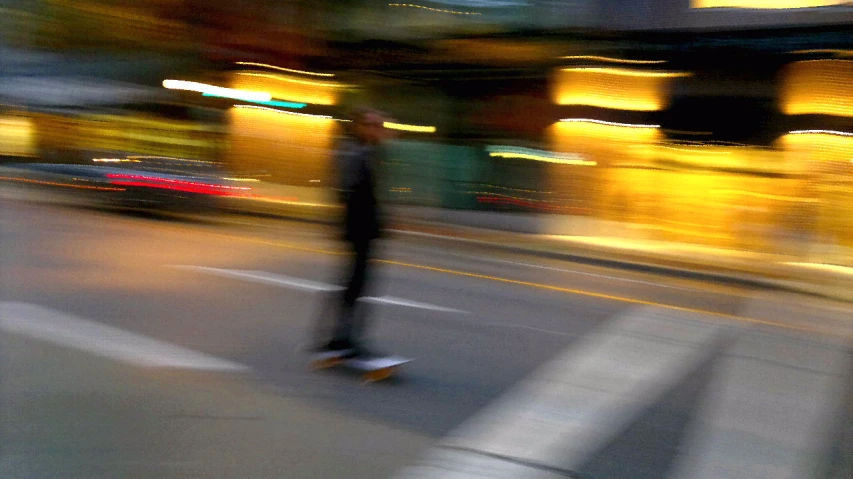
{"left": 106, "top": 173, "right": 251, "bottom": 196}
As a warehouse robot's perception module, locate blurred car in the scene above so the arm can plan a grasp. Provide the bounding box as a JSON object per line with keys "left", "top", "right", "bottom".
{"left": 2, "top": 155, "right": 252, "bottom": 214}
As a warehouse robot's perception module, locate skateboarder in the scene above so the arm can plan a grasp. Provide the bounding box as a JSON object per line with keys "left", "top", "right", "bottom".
{"left": 316, "top": 107, "right": 393, "bottom": 359}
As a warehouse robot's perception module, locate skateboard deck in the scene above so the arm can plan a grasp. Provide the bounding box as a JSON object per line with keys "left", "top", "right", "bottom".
{"left": 310, "top": 353, "right": 412, "bottom": 383}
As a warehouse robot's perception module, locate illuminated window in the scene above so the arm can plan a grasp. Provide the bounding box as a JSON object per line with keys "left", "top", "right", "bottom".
{"left": 0, "top": 116, "right": 35, "bottom": 157}
{"left": 781, "top": 60, "right": 853, "bottom": 117}
{"left": 227, "top": 105, "right": 339, "bottom": 185}
{"left": 552, "top": 68, "right": 689, "bottom": 111}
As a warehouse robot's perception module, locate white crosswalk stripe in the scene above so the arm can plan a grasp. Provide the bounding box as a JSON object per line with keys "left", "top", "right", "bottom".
{"left": 394, "top": 296, "right": 853, "bottom": 479}
{"left": 667, "top": 294, "right": 853, "bottom": 479}
{"left": 1, "top": 302, "right": 249, "bottom": 372}
{"left": 394, "top": 306, "right": 740, "bottom": 478}
{"left": 171, "top": 265, "right": 468, "bottom": 314}
{"left": 5, "top": 286, "right": 851, "bottom": 479}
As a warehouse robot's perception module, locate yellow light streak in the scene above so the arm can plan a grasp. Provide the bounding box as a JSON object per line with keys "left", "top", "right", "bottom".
{"left": 93, "top": 158, "right": 141, "bottom": 163}
{"left": 779, "top": 129, "right": 853, "bottom": 164}
{"left": 388, "top": 3, "right": 482, "bottom": 14}
{"left": 789, "top": 129, "right": 853, "bottom": 137}
{"left": 561, "top": 56, "right": 668, "bottom": 64}
{"left": 126, "top": 156, "right": 217, "bottom": 164}
{"left": 790, "top": 49, "right": 853, "bottom": 56}
{"left": 383, "top": 122, "right": 436, "bottom": 133}
{"left": 222, "top": 177, "right": 260, "bottom": 182}
{"left": 235, "top": 62, "right": 335, "bottom": 77}
{"left": 559, "top": 118, "right": 660, "bottom": 129}
{"left": 560, "top": 67, "right": 692, "bottom": 78}
{"left": 784, "top": 262, "right": 853, "bottom": 276}
{"left": 791, "top": 59, "right": 853, "bottom": 65}
{"left": 235, "top": 72, "right": 347, "bottom": 89}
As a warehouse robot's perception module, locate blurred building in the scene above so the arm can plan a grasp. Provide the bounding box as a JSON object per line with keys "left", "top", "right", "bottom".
{"left": 314, "top": 0, "right": 853, "bottom": 257}
{"left": 2, "top": 0, "right": 852, "bottom": 259}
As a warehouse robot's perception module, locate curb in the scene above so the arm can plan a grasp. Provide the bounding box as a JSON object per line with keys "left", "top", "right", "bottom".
{"left": 388, "top": 229, "right": 852, "bottom": 303}
{"left": 389, "top": 229, "right": 784, "bottom": 290}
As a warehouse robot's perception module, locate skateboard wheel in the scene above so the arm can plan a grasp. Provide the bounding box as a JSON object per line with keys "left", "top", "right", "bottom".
{"left": 311, "top": 357, "right": 344, "bottom": 370}
{"left": 363, "top": 367, "right": 395, "bottom": 383}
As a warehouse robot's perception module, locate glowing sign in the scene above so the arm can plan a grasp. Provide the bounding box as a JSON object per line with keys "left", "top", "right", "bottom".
{"left": 162, "top": 80, "right": 271, "bottom": 102}
{"left": 201, "top": 94, "right": 307, "bottom": 109}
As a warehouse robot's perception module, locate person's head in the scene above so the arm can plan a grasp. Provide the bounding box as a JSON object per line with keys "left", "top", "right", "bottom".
{"left": 349, "top": 107, "right": 387, "bottom": 145}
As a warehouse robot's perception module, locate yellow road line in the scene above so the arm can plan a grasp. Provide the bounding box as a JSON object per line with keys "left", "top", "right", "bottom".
{"left": 376, "top": 260, "right": 842, "bottom": 337}
{"left": 184, "top": 228, "right": 843, "bottom": 337}
{"left": 205, "top": 231, "right": 347, "bottom": 256}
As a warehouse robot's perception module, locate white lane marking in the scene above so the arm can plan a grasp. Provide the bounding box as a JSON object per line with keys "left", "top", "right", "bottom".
{"left": 0, "top": 302, "right": 249, "bottom": 371}
{"left": 171, "top": 265, "right": 343, "bottom": 292}
{"left": 394, "top": 238, "right": 714, "bottom": 292}
{"left": 173, "top": 266, "right": 468, "bottom": 314}
{"left": 394, "top": 306, "right": 736, "bottom": 478}
{"left": 361, "top": 296, "right": 467, "bottom": 314}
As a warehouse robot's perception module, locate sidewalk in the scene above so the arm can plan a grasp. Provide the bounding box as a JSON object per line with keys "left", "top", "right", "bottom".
{"left": 388, "top": 218, "right": 853, "bottom": 302}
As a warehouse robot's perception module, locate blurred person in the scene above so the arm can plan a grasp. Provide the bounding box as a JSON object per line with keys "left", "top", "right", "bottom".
{"left": 314, "top": 107, "right": 395, "bottom": 359}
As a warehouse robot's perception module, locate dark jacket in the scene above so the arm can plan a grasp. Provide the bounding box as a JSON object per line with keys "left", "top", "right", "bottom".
{"left": 336, "top": 138, "right": 382, "bottom": 243}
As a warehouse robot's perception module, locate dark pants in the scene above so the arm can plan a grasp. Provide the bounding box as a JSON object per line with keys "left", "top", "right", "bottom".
{"left": 330, "top": 238, "right": 373, "bottom": 347}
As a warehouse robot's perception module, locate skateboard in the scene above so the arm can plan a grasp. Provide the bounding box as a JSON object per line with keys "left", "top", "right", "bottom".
{"left": 310, "top": 352, "right": 413, "bottom": 383}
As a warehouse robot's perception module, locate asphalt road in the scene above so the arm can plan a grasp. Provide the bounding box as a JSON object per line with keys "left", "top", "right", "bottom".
{"left": 2, "top": 197, "right": 852, "bottom": 479}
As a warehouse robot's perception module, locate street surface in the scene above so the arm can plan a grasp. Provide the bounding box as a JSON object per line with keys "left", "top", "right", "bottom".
{"left": 2, "top": 197, "right": 851, "bottom": 478}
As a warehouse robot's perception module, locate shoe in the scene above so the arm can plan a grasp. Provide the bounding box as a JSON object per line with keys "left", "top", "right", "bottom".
{"left": 349, "top": 345, "right": 387, "bottom": 361}
{"left": 314, "top": 340, "right": 357, "bottom": 359}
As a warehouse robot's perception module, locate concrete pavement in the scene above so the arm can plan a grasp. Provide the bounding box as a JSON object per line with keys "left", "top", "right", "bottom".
{"left": 1, "top": 333, "right": 429, "bottom": 479}
{"left": 2, "top": 196, "right": 852, "bottom": 478}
